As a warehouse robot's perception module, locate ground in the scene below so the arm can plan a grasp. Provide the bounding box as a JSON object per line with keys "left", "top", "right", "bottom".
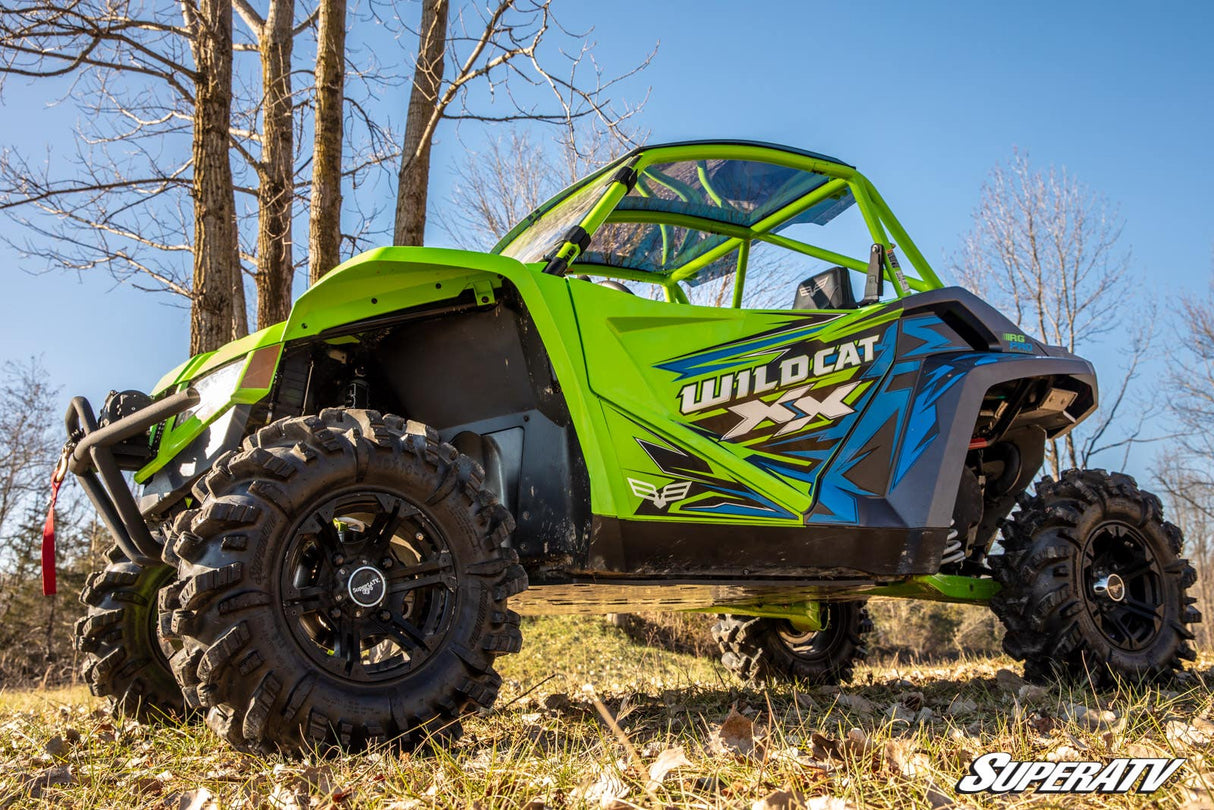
{"left": 1, "top": 615, "right": 1213, "bottom": 809}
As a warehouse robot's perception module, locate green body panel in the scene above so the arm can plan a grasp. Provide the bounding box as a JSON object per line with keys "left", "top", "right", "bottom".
{"left": 568, "top": 281, "right": 903, "bottom": 521}
{"left": 150, "top": 325, "right": 285, "bottom": 397}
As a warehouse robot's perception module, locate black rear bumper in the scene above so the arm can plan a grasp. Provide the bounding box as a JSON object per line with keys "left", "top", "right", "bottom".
{"left": 64, "top": 388, "right": 198, "bottom": 565}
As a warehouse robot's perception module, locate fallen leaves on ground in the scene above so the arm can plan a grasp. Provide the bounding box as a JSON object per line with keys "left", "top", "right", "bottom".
{"left": 0, "top": 618, "right": 1211, "bottom": 809}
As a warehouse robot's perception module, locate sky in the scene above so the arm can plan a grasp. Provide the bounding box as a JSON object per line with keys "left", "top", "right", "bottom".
{"left": 1, "top": 0, "right": 1211, "bottom": 483}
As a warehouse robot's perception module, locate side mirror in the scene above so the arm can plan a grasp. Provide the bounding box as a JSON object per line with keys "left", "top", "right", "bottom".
{"left": 860, "top": 244, "right": 885, "bottom": 305}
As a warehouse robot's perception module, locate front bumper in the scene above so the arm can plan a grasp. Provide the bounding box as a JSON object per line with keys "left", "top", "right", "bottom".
{"left": 64, "top": 388, "right": 199, "bottom": 564}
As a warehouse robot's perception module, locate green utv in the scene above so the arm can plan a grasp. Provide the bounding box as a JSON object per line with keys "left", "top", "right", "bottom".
{"left": 62, "top": 141, "right": 1200, "bottom": 753}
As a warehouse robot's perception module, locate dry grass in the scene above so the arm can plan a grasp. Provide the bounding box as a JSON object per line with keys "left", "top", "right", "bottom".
{"left": 1, "top": 615, "right": 1213, "bottom": 808}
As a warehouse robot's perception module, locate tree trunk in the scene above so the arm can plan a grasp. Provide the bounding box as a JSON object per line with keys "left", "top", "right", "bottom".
{"left": 308, "top": 0, "right": 346, "bottom": 285}
{"left": 189, "top": 0, "right": 247, "bottom": 355}
{"left": 254, "top": 0, "right": 296, "bottom": 327}
{"left": 392, "top": 0, "right": 448, "bottom": 247}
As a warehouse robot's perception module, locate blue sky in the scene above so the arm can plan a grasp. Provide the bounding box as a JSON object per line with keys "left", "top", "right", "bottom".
{"left": 1, "top": 0, "right": 1211, "bottom": 481}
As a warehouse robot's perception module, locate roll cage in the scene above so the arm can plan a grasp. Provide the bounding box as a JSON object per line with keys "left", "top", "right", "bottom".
{"left": 493, "top": 140, "right": 945, "bottom": 307}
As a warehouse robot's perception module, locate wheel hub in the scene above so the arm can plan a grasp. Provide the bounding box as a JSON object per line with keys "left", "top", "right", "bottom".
{"left": 345, "top": 564, "right": 387, "bottom": 608}
{"left": 1093, "top": 573, "right": 1126, "bottom": 603}
{"left": 279, "top": 489, "right": 457, "bottom": 683}
{"left": 1082, "top": 521, "right": 1165, "bottom": 651}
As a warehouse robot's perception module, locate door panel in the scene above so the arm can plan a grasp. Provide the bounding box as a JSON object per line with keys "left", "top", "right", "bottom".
{"left": 569, "top": 280, "right": 901, "bottom": 525}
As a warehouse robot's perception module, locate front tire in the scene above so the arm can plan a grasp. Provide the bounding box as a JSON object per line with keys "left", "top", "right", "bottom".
{"left": 990, "top": 469, "right": 1201, "bottom": 684}
{"left": 75, "top": 546, "right": 185, "bottom": 720}
{"left": 168, "top": 409, "right": 526, "bottom": 753}
{"left": 713, "top": 602, "right": 872, "bottom": 684}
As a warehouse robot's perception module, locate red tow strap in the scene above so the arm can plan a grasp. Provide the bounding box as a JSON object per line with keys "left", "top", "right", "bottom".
{"left": 42, "top": 453, "right": 69, "bottom": 597}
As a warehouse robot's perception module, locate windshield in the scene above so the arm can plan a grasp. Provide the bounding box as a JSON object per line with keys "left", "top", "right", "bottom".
{"left": 498, "top": 177, "right": 612, "bottom": 264}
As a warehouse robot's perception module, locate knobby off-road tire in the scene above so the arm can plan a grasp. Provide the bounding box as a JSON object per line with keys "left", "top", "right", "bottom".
{"left": 990, "top": 469, "right": 1201, "bottom": 685}
{"left": 168, "top": 409, "right": 527, "bottom": 754}
{"left": 76, "top": 544, "right": 186, "bottom": 720}
{"left": 713, "top": 602, "right": 873, "bottom": 684}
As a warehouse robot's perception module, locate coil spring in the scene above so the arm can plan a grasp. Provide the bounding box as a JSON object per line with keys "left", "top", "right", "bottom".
{"left": 941, "top": 525, "right": 965, "bottom": 566}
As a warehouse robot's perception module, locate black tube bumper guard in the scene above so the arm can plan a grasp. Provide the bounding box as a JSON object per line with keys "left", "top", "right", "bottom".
{"left": 64, "top": 387, "right": 199, "bottom": 565}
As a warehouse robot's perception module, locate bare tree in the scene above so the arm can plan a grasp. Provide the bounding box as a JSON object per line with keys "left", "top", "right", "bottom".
{"left": 307, "top": 0, "right": 345, "bottom": 283}
{"left": 189, "top": 0, "right": 249, "bottom": 351}
{"left": 1155, "top": 452, "right": 1214, "bottom": 647}
{"left": 391, "top": 0, "right": 651, "bottom": 246}
{"left": 0, "top": 358, "right": 58, "bottom": 553}
{"left": 952, "top": 150, "right": 1157, "bottom": 477}
{"left": 0, "top": 0, "right": 248, "bottom": 353}
{"left": 1168, "top": 277, "right": 1214, "bottom": 477}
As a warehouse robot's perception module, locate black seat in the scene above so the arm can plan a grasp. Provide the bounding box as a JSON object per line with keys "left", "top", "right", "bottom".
{"left": 792, "top": 266, "right": 857, "bottom": 310}
{"left": 598, "top": 280, "right": 634, "bottom": 295}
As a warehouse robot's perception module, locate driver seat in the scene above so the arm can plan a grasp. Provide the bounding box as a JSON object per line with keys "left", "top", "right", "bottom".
{"left": 791, "top": 266, "right": 857, "bottom": 310}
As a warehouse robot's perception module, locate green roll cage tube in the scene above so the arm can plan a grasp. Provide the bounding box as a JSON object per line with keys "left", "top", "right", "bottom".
{"left": 493, "top": 141, "right": 944, "bottom": 306}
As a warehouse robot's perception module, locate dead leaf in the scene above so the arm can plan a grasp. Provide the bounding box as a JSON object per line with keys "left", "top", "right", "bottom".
{"left": 646, "top": 746, "right": 691, "bottom": 788}
{"left": 1029, "top": 713, "right": 1056, "bottom": 735}
{"left": 1063, "top": 702, "right": 1118, "bottom": 731}
{"left": 1018, "top": 683, "right": 1048, "bottom": 702}
{"left": 753, "top": 791, "right": 856, "bottom": 810}
{"left": 714, "top": 707, "right": 760, "bottom": 758}
{"left": 167, "top": 788, "right": 217, "bottom": 810}
{"left": 897, "top": 691, "right": 925, "bottom": 711}
{"left": 574, "top": 765, "right": 628, "bottom": 808}
{"left": 753, "top": 789, "right": 805, "bottom": 810}
{"left": 44, "top": 735, "right": 69, "bottom": 759}
{"left": 1169, "top": 720, "right": 1214, "bottom": 747}
{"left": 811, "top": 732, "right": 841, "bottom": 761}
{"left": 884, "top": 739, "right": 925, "bottom": 776}
{"left": 925, "top": 782, "right": 954, "bottom": 808}
{"left": 995, "top": 668, "right": 1026, "bottom": 693}
{"left": 1046, "top": 744, "right": 1085, "bottom": 762}
{"left": 543, "top": 693, "right": 571, "bottom": 712}
{"left": 836, "top": 694, "right": 876, "bottom": 715}
{"left": 945, "top": 696, "right": 978, "bottom": 716}
{"left": 885, "top": 702, "right": 915, "bottom": 725}
{"left": 842, "top": 727, "right": 874, "bottom": 759}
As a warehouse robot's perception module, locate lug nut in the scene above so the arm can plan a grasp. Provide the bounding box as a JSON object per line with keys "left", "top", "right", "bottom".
{"left": 333, "top": 554, "right": 345, "bottom": 565}
{"left": 334, "top": 593, "right": 344, "bottom": 603}
{"left": 329, "top": 607, "right": 341, "bottom": 619}
{"left": 415, "top": 532, "right": 424, "bottom": 541}
{"left": 380, "top": 557, "right": 394, "bottom": 569}
{"left": 338, "top": 568, "right": 348, "bottom": 577}
{"left": 378, "top": 610, "right": 391, "bottom": 621}
{"left": 354, "top": 609, "right": 363, "bottom": 618}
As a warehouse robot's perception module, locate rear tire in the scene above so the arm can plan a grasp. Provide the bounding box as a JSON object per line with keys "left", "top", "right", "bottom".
{"left": 168, "top": 409, "right": 526, "bottom": 754}
{"left": 76, "top": 545, "right": 185, "bottom": 720}
{"left": 990, "top": 469, "right": 1200, "bottom": 685}
{"left": 713, "top": 602, "right": 872, "bottom": 684}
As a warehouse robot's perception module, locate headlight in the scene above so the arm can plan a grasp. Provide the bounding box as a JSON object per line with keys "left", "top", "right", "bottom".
{"left": 175, "top": 360, "right": 245, "bottom": 426}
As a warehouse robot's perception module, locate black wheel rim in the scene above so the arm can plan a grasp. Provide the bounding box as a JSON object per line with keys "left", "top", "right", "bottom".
{"left": 775, "top": 606, "right": 848, "bottom": 662}
{"left": 1082, "top": 521, "right": 1165, "bottom": 652}
{"left": 278, "top": 489, "right": 456, "bottom": 683}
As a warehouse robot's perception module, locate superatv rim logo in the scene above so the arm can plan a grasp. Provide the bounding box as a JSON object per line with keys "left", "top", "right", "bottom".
{"left": 957, "top": 752, "right": 1184, "bottom": 795}
{"left": 677, "top": 336, "right": 877, "bottom": 438}
{"left": 628, "top": 478, "right": 692, "bottom": 510}
{"left": 347, "top": 566, "right": 387, "bottom": 607}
